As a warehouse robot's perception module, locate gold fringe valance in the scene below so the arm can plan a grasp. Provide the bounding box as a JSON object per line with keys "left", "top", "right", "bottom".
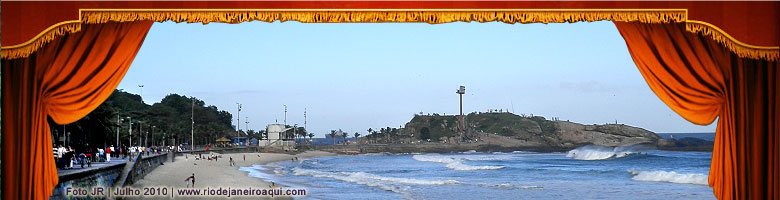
{"left": 79, "top": 10, "right": 686, "bottom": 24}
{"left": 1, "top": 22, "right": 81, "bottom": 59}
{"left": 2, "top": 10, "right": 777, "bottom": 61}
{"left": 686, "top": 21, "right": 778, "bottom": 61}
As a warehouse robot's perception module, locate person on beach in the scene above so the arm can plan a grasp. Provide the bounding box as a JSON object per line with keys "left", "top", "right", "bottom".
{"left": 106, "top": 145, "right": 112, "bottom": 162}
{"left": 185, "top": 173, "right": 195, "bottom": 188}
{"left": 243, "top": 154, "right": 246, "bottom": 161}
{"left": 230, "top": 157, "right": 234, "bottom": 166}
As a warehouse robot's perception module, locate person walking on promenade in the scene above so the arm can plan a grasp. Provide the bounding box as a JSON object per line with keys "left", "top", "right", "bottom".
{"left": 56, "top": 145, "right": 65, "bottom": 169}
{"left": 106, "top": 145, "right": 112, "bottom": 162}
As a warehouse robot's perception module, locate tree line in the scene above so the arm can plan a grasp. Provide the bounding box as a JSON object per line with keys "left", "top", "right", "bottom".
{"left": 48, "top": 89, "right": 237, "bottom": 152}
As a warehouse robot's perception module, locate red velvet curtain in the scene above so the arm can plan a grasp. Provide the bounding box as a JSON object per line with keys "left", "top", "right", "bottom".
{"left": 614, "top": 21, "right": 779, "bottom": 199}
{"left": 1, "top": 21, "right": 153, "bottom": 200}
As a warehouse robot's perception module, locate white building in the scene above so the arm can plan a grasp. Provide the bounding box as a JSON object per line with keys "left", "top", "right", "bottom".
{"left": 260, "top": 124, "right": 294, "bottom": 147}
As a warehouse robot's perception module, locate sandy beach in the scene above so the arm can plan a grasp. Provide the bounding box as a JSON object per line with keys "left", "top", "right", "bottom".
{"left": 132, "top": 151, "right": 336, "bottom": 199}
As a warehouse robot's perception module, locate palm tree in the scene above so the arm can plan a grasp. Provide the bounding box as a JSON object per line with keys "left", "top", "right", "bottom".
{"left": 329, "top": 130, "right": 337, "bottom": 145}
{"left": 354, "top": 132, "right": 361, "bottom": 144}
{"left": 297, "top": 127, "right": 307, "bottom": 146}
{"left": 367, "top": 128, "right": 374, "bottom": 144}
{"left": 341, "top": 132, "right": 348, "bottom": 145}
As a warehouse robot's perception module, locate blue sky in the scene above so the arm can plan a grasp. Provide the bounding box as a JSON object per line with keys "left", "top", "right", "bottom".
{"left": 117, "top": 20, "right": 717, "bottom": 137}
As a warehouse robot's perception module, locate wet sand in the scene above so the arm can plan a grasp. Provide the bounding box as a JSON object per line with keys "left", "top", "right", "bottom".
{"left": 132, "top": 151, "right": 335, "bottom": 199}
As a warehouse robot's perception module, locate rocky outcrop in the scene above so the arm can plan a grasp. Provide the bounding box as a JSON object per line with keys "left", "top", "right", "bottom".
{"left": 657, "top": 137, "right": 714, "bottom": 151}
{"left": 402, "top": 113, "right": 662, "bottom": 148}
{"left": 555, "top": 121, "right": 660, "bottom": 147}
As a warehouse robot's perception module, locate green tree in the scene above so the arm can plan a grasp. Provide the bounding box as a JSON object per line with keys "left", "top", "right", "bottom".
{"left": 50, "top": 89, "right": 236, "bottom": 151}
{"left": 420, "top": 127, "right": 431, "bottom": 141}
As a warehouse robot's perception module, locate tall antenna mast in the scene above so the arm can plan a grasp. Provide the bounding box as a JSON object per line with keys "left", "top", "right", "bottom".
{"left": 456, "top": 86, "right": 466, "bottom": 140}
{"left": 284, "top": 105, "right": 287, "bottom": 126}
{"left": 236, "top": 103, "right": 242, "bottom": 137}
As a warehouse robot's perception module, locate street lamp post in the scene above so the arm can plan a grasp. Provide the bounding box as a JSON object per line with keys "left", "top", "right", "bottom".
{"left": 138, "top": 121, "right": 143, "bottom": 147}
{"left": 117, "top": 115, "right": 121, "bottom": 147}
{"left": 127, "top": 117, "right": 132, "bottom": 147}
{"left": 151, "top": 125, "right": 155, "bottom": 146}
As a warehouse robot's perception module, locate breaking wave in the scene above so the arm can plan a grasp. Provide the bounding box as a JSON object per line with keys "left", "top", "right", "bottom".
{"left": 239, "top": 165, "right": 277, "bottom": 183}
{"left": 412, "top": 154, "right": 505, "bottom": 171}
{"left": 292, "top": 167, "right": 458, "bottom": 196}
{"left": 476, "top": 183, "right": 543, "bottom": 190}
{"left": 629, "top": 170, "right": 709, "bottom": 185}
{"left": 446, "top": 160, "right": 505, "bottom": 171}
{"left": 461, "top": 150, "right": 478, "bottom": 154}
{"left": 566, "top": 144, "right": 654, "bottom": 160}
{"left": 412, "top": 154, "right": 456, "bottom": 163}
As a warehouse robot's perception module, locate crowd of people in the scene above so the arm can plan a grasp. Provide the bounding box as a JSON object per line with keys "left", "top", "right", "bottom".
{"left": 53, "top": 144, "right": 187, "bottom": 170}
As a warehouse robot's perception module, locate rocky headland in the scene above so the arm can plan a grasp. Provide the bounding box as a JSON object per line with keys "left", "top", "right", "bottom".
{"left": 336, "top": 112, "right": 712, "bottom": 153}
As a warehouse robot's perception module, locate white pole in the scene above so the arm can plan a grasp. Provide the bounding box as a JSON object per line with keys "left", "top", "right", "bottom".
{"left": 191, "top": 98, "right": 195, "bottom": 151}
{"left": 128, "top": 117, "right": 132, "bottom": 147}
{"left": 284, "top": 105, "right": 287, "bottom": 126}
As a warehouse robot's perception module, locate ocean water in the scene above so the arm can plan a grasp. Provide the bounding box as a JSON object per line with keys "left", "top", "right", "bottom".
{"left": 240, "top": 145, "right": 714, "bottom": 200}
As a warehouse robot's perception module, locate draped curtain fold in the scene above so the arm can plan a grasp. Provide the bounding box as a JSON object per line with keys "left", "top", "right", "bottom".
{"left": 1, "top": 21, "right": 153, "bottom": 200}
{"left": 614, "top": 21, "right": 779, "bottom": 200}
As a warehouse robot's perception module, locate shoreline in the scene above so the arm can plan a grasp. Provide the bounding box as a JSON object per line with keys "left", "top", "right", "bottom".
{"left": 132, "top": 150, "right": 336, "bottom": 198}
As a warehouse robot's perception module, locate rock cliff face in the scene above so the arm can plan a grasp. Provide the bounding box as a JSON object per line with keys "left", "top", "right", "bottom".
{"left": 402, "top": 112, "right": 661, "bottom": 148}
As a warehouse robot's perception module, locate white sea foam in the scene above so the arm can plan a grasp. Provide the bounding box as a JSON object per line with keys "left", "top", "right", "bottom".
{"left": 517, "top": 185, "right": 543, "bottom": 189}
{"left": 412, "top": 154, "right": 456, "bottom": 163}
{"left": 239, "top": 165, "right": 277, "bottom": 183}
{"left": 461, "top": 150, "right": 478, "bottom": 154}
{"left": 565, "top": 145, "right": 652, "bottom": 160}
{"left": 477, "top": 183, "right": 543, "bottom": 190}
{"left": 412, "top": 154, "right": 505, "bottom": 171}
{"left": 629, "top": 170, "right": 709, "bottom": 185}
{"left": 293, "top": 167, "right": 459, "bottom": 185}
{"left": 445, "top": 160, "right": 505, "bottom": 171}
